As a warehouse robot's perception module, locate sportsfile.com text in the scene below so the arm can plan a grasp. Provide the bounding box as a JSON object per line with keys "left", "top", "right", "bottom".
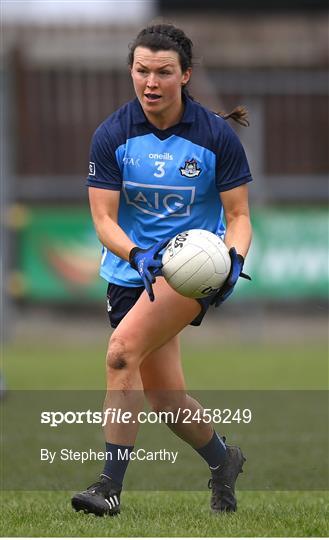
{"left": 40, "top": 408, "right": 252, "bottom": 427}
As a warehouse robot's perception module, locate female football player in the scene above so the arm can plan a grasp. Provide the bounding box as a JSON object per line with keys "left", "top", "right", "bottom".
{"left": 72, "top": 22, "right": 252, "bottom": 517}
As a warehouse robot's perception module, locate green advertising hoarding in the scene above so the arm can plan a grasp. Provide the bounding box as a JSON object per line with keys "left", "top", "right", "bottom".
{"left": 16, "top": 208, "right": 102, "bottom": 301}
{"left": 15, "top": 206, "right": 328, "bottom": 301}
{"left": 237, "top": 208, "right": 328, "bottom": 298}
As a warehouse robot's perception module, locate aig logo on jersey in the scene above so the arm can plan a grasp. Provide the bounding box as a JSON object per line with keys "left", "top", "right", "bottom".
{"left": 180, "top": 159, "right": 201, "bottom": 178}
{"left": 122, "top": 181, "right": 195, "bottom": 218}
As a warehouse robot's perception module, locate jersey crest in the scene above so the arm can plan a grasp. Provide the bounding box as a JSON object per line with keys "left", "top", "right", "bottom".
{"left": 179, "top": 159, "right": 201, "bottom": 178}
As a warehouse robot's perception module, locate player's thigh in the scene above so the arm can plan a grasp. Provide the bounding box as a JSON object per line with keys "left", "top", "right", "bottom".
{"left": 110, "top": 276, "right": 201, "bottom": 362}
{"left": 140, "top": 334, "right": 185, "bottom": 390}
{"left": 140, "top": 335, "right": 187, "bottom": 412}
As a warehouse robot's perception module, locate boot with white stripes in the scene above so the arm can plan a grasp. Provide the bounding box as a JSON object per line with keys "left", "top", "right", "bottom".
{"left": 71, "top": 474, "right": 121, "bottom": 516}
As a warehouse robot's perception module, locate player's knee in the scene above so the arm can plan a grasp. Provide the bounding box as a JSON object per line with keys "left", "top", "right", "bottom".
{"left": 106, "top": 337, "right": 128, "bottom": 371}
{"left": 151, "top": 395, "right": 187, "bottom": 422}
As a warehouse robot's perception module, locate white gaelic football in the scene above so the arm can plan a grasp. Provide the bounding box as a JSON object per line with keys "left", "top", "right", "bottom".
{"left": 162, "top": 229, "right": 231, "bottom": 298}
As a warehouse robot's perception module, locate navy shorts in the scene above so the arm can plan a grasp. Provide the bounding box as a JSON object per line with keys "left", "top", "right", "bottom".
{"left": 106, "top": 283, "right": 215, "bottom": 329}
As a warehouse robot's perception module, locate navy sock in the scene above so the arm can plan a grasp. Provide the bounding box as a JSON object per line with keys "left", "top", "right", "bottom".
{"left": 195, "top": 431, "right": 227, "bottom": 469}
{"left": 103, "top": 442, "right": 134, "bottom": 487}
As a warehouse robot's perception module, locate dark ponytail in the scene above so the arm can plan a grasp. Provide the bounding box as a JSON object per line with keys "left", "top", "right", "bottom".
{"left": 129, "top": 23, "right": 250, "bottom": 127}
{"left": 217, "top": 105, "right": 250, "bottom": 127}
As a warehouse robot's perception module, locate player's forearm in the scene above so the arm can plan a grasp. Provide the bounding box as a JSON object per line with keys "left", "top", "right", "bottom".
{"left": 94, "top": 215, "right": 136, "bottom": 261}
{"left": 224, "top": 214, "right": 252, "bottom": 258}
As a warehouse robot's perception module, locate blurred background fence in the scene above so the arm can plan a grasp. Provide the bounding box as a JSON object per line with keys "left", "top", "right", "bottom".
{"left": 1, "top": 0, "right": 328, "bottom": 341}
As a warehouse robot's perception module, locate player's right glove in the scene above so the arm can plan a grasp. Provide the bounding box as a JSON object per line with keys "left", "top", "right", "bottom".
{"left": 129, "top": 239, "right": 169, "bottom": 302}
{"left": 211, "top": 247, "right": 251, "bottom": 307}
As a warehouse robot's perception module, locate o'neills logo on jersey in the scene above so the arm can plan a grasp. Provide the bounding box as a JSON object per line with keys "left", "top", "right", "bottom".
{"left": 148, "top": 152, "right": 173, "bottom": 160}
{"left": 180, "top": 159, "right": 201, "bottom": 178}
{"left": 89, "top": 162, "right": 95, "bottom": 176}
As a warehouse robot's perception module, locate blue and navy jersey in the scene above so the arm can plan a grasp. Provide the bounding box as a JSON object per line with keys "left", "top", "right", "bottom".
{"left": 87, "top": 96, "right": 252, "bottom": 286}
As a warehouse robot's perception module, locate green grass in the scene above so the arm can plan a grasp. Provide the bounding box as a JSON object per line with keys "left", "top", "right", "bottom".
{"left": 1, "top": 340, "right": 328, "bottom": 536}
{"left": 1, "top": 491, "right": 328, "bottom": 537}
{"left": 2, "top": 341, "right": 328, "bottom": 390}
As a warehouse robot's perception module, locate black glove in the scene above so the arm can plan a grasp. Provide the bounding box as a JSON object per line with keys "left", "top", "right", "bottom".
{"left": 129, "top": 239, "right": 169, "bottom": 302}
{"left": 211, "top": 247, "right": 251, "bottom": 307}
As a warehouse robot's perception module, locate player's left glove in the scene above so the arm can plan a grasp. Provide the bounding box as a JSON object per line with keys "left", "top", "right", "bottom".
{"left": 211, "top": 247, "right": 251, "bottom": 307}
{"left": 129, "top": 239, "right": 169, "bottom": 302}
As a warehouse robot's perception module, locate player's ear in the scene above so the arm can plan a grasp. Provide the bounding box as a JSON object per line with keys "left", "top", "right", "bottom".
{"left": 181, "top": 67, "right": 192, "bottom": 87}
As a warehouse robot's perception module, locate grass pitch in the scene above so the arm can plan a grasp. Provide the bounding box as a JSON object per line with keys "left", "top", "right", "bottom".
{"left": 1, "top": 491, "right": 328, "bottom": 537}
{"left": 1, "top": 335, "right": 328, "bottom": 537}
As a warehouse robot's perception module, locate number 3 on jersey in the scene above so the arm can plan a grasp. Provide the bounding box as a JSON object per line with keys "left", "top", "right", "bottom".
{"left": 154, "top": 161, "right": 165, "bottom": 178}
